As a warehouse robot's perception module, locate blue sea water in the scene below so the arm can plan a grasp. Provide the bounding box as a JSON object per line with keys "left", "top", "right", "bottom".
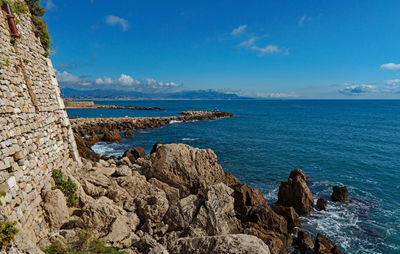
{"left": 68, "top": 100, "right": 400, "bottom": 254}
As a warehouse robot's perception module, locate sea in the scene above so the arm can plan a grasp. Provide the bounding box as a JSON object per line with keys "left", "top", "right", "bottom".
{"left": 67, "top": 100, "right": 400, "bottom": 254}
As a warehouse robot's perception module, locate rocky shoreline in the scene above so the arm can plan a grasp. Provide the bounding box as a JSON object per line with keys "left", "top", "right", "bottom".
{"left": 48, "top": 110, "right": 347, "bottom": 254}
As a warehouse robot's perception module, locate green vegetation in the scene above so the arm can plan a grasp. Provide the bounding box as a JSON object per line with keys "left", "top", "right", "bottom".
{"left": 52, "top": 169, "right": 78, "bottom": 206}
{"left": 10, "top": 1, "right": 29, "bottom": 15}
{"left": 0, "top": 56, "right": 10, "bottom": 67}
{"left": 0, "top": 221, "right": 19, "bottom": 251}
{"left": 23, "top": 0, "right": 52, "bottom": 56}
{"left": 23, "top": 58, "right": 30, "bottom": 64}
{"left": 43, "top": 230, "right": 124, "bottom": 254}
{"left": 0, "top": 190, "right": 6, "bottom": 205}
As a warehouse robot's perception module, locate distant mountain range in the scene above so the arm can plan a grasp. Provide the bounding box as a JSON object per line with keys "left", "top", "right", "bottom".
{"left": 60, "top": 88, "right": 251, "bottom": 100}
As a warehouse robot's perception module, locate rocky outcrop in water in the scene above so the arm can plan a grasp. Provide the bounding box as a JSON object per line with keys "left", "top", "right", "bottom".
{"left": 277, "top": 169, "right": 314, "bottom": 215}
{"left": 317, "top": 198, "right": 328, "bottom": 210}
{"left": 313, "top": 233, "right": 343, "bottom": 254}
{"left": 331, "top": 186, "right": 349, "bottom": 203}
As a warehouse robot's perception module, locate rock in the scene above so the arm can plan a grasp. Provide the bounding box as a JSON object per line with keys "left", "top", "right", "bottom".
{"left": 84, "top": 135, "right": 101, "bottom": 146}
{"left": 224, "top": 171, "right": 241, "bottom": 187}
{"left": 134, "top": 233, "right": 169, "bottom": 254}
{"left": 148, "top": 144, "right": 225, "bottom": 197}
{"left": 317, "top": 198, "right": 328, "bottom": 210}
{"left": 331, "top": 186, "right": 349, "bottom": 203}
{"left": 80, "top": 196, "right": 126, "bottom": 232}
{"left": 244, "top": 206, "right": 288, "bottom": 236}
{"left": 233, "top": 184, "right": 270, "bottom": 220}
{"left": 113, "top": 165, "right": 132, "bottom": 177}
{"left": 133, "top": 147, "right": 146, "bottom": 159}
{"left": 136, "top": 193, "right": 169, "bottom": 223}
{"left": 188, "top": 183, "right": 240, "bottom": 236}
{"left": 102, "top": 130, "right": 122, "bottom": 142}
{"left": 150, "top": 141, "right": 162, "bottom": 154}
{"left": 314, "top": 233, "right": 343, "bottom": 254}
{"left": 149, "top": 178, "right": 180, "bottom": 205}
{"left": 43, "top": 189, "right": 70, "bottom": 229}
{"left": 294, "top": 230, "right": 314, "bottom": 252}
{"left": 74, "top": 133, "right": 100, "bottom": 161}
{"left": 118, "top": 171, "right": 165, "bottom": 198}
{"left": 277, "top": 169, "right": 314, "bottom": 215}
{"left": 242, "top": 224, "right": 286, "bottom": 254}
{"left": 103, "top": 214, "right": 140, "bottom": 243}
{"left": 273, "top": 206, "right": 301, "bottom": 230}
{"left": 124, "top": 129, "right": 134, "bottom": 137}
{"left": 164, "top": 194, "right": 202, "bottom": 232}
{"left": 170, "top": 234, "right": 271, "bottom": 254}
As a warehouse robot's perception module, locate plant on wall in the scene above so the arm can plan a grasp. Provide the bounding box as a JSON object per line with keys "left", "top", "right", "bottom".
{"left": 52, "top": 169, "right": 78, "bottom": 206}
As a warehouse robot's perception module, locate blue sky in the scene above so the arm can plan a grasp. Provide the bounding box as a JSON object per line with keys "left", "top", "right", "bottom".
{"left": 45, "top": 0, "right": 400, "bottom": 98}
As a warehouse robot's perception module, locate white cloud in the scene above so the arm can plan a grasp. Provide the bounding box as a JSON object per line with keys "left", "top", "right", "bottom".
{"left": 118, "top": 74, "right": 138, "bottom": 86}
{"left": 380, "top": 63, "right": 400, "bottom": 71}
{"left": 339, "top": 83, "right": 376, "bottom": 96}
{"left": 239, "top": 37, "right": 286, "bottom": 56}
{"left": 231, "top": 25, "right": 247, "bottom": 35}
{"left": 105, "top": 15, "right": 130, "bottom": 31}
{"left": 56, "top": 70, "right": 80, "bottom": 83}
{"left": 386, "top": 79, "right": 400, "bottom": 85}
{"left": 45, "top": 0, "right": 56, "bottom": 10}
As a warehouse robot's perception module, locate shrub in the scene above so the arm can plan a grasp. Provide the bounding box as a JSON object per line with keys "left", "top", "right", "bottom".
{"left": 0, "top": 221, "right": 19, "bottom": 251}
{"left": 10, "top": 1, "right": 29, "bottom": 15}
{"left": 52, "top": 169, "right": 77, "bottom": 206}
{"left": 42, "top": 229, "right": 124, "bottom": 254}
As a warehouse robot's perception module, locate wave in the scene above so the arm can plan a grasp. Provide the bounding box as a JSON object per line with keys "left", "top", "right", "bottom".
{"left": 169, "top": 120, "right": 183, "bottom": 124}
{"left": 182, "top": 138, "right": 200, "bottom": 141}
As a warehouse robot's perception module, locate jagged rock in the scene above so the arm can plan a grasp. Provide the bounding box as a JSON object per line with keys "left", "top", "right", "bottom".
{"left": 103, "top": 214, "right": 140, "bottom": 244}
{"left": 118, "top": 156, "right": 133, "bottom": 167}
{"left": 314, "top": 233, "right": 343, "bottom": 254}
{"left": 317, "top": 198, "right": 328, "bottom": 210}
{"left": 148, "top": 144, "right": 225, "bottom": 197}
{"left": 133, "top": 147, "right": 146, "bottom": 159}
{"left": 224, "top": 171, "right": 241, "bottom": 187}
{"left": 273, "top": 206, "right": 301, "bottom": 230}
{"left": 277, "top": 169, "right": 314, "bottom": 215}
{"left": 244, "top": 206, "right": 288, "bottom": 236}
{"left": 134, "top": 233, "right": 169, "bottom": 254}
{"left": 43, "top": 189, "right": 70, "bottom": 229}
{"left": 170, "top": 234, "right": 271, "bottom": 254}
{"left": 331, "top": 186, "right": 349, "bottom": 203}
{"left": 188, "top": 183, "right": 240, "bottom": 237}
{"left": 150, "top": 141, "right": 162, "bottom": 154}
{"left": 242, "top": 224, "right": 285, "bottom": 254}
{"left": 136, "top": 193, "right": 170, "bottom": 223}
{"left": 80, "top": 196, "right": 126, "bottom": 232}
{"left": 124, "top": 129, "right": 134, "bottom": 137}
{"left": 102, "top": 129, "right": 122, "bottom": 142}
{"left": 113, "top": 165, "right": 132, "bottom": 177}
{"left": 149, "top": 178, "right": 180, "bottom": 205}
{"left": 164, "top": 194, "right": 202, "bottom": 232}
{"left": 84, "top": 135, "right": 101, "bottom": 146}
{"left": 294, "top": 230, "right": 314, "bottom": 252}
{"left": 233, "top": 184, "right": 270, "bottom": 220}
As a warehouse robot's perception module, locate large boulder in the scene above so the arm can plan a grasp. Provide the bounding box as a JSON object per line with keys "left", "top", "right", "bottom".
{"left": 313, "top": 233, "right": 343, "bottom": 254}
{"left": 149, "top": 178, "right": 180, "bottom": 205}
{"left": 148, "top": 144, "right": 225, "bottom": 197}
{"left": 73, "top": 133, "right": 100, "bottom": 161}
{"left": 43, "top": 189, "right": 70, "bottom": 229}
{"left": 331, "top": 186, "right": 349, "bottom": 203}
{"left": 170, "top": 234, "right": 271, "bottom": 254}
{"left": 188, "top": 183, "right": 240, "bottom": 237}
{"left": 164, "top": 194, "right": 202, "bottom": 232}
{"left": 317, "top": 198, "right": 328, "bottom": 210}
{"left": 102, "top": 129, "right": 122, "bottom": 142}
{"left": 277, "top": 169, "right": 314, "bottom": 215}
{"left": 294, "top": 230, "right": 314, "bottom": 252}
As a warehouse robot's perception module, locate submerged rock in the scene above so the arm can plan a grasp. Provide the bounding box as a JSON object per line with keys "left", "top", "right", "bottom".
{"left": 331, "top": 186, "right": 349, "bottom": 203}
{"left": 170, "top": 234, "right": 271, "bottom": 254}
{"left": 124, "top": 129, "right": 134, "bottom": 137}
{"left": 277, "top": 169, "right": 314, "bottom": 215}
{"left": 313, "top": 233, "right": 343, "bottom": 254}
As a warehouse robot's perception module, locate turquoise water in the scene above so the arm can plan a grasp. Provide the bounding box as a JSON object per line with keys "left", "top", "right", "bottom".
{"left": 68, "top": 100, "right": 400, "bottom": 253}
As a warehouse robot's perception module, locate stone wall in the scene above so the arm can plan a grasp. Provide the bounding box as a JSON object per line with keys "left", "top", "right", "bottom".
{"left": 64, "top": 99, "right": 95, "bottom": 108}
{"left": 0, "top": 0, "right": 81, "bottom": 249}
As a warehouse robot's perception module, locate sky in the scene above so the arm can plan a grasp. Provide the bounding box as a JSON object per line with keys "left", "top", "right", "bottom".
{"left": 44, "top": 0, "right": 400, "bottom": 99}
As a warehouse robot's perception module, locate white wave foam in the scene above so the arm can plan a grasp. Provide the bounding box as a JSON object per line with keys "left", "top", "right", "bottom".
{"left": 182, "top": 138, "right": 199, "bottom": 141}
{"left": 91, "top": 142, "right": 124, "bottom": 157}
{"left": 169, "top": 120, "right": 183, "bottom": 124}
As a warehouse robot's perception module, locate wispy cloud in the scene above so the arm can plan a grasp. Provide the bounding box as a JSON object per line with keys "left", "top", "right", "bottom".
{"left": 231, "top": 25, "right": 247, "bottom": 35}
{"left": 104, "top": 15, "right": 130, "bottom": 31}
{"left": 45, "top": 0, "right": 56, "bottom": 10}
{"left": 56, "top": 71, "right": 181, "bottom": 92}
{"left": 255, "top": 92, "right": 297, "bottom": 98}
{"left": 380, "top": 62, "right": 400, "bottom": 71}
{"left": 239, "top": 36, "right": 288, "bottom": 56}
{"left": 298, "top": 15, "right": 312, "bottom": 26}
{"left": 339, "top": 83, "right": 376, "bottom": 96}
